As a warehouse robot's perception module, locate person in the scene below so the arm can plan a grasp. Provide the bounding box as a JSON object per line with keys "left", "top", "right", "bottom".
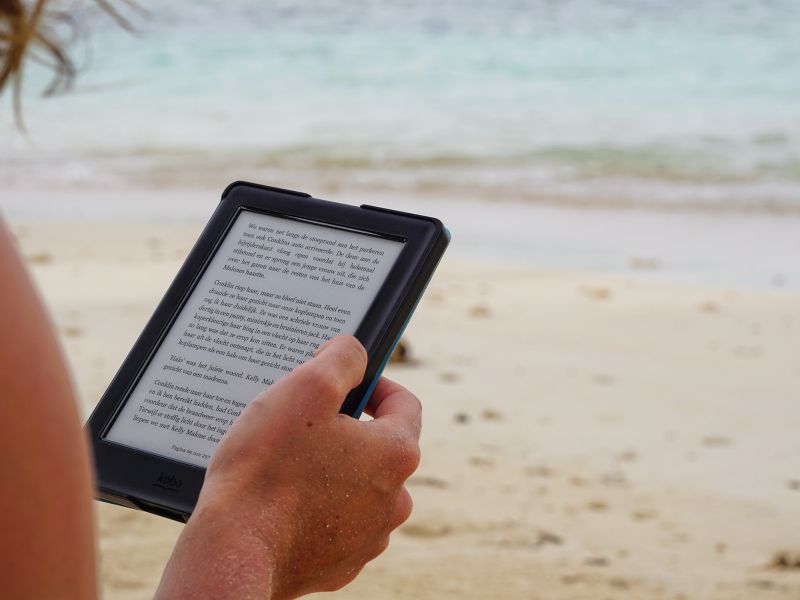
{"left": 0, "top": 217, "right": 422, "bottom": 599}
{"left": 2, "top": 5, "right": 421, "bottom": 598}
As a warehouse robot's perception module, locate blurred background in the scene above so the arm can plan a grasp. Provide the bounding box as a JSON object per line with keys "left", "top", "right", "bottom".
{"left": 2, "top": 1, "right": 800, "bottom": 598}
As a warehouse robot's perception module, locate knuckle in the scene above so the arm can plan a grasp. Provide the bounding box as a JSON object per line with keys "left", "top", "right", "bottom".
{"left": 339, "top": 335, "right": 368, "bottom": 366}
{"left": 394, "top": 489, "right": 414, "bottom": 527}
{"left": 392, "top": 437, "right": 421, "bottom": 479}
{"left": 303, "top": 336, "right": 367, "bottom": 401}
{"left": 336, "top": 337, "right": 368, "bottom": 378}
{"left": 319, "top": 578, "right": 346, "bottom": 593}
{"left": 409, "top": 394, "right": 423, "bottom": 428}
{"left": 304, "top": 363, "right": 340, "bottom": 399}
{"left": 364, "top": 536, "right": 391, "bottom": 563}
{"left": 376, "top": 534, "right": 391, "bottom": 556}
{"left": 321, "top": 566, "right": 364, "bottom": 592}
{"left": 409, "top": 391, "right": 422, "bottom": 412}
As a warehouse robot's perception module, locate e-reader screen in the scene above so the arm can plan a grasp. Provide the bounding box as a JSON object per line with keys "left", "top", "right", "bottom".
{"left": 105, "top": 210, "right": 405, "bottom": 468}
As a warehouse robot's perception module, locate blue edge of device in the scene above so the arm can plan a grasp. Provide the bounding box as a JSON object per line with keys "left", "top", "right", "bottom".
{"left": 352, "top": 227, "right": 452, "bottom": 418}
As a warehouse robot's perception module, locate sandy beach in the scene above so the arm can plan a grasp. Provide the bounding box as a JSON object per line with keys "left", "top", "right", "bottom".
{"left": 4, "top": 2, "right": 800, "bottom": 597}
{"left": 9, "top": 214, "right": 800, "bottom": 599}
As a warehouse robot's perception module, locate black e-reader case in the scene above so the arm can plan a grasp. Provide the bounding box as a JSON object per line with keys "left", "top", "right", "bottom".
{"left": 85, "top": 181, "right": 450, "bottom": 522}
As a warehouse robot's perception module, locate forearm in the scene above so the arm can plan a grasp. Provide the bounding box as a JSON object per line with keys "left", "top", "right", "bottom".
{"left": 155, "top": 500, "right": 279, "bottom": 600}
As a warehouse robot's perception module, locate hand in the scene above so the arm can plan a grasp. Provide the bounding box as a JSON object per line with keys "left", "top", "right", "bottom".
{"left": 155, "top": 336, "right": 422, "bottom": 599}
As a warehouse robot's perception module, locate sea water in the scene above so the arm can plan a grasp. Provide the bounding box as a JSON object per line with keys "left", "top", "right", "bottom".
{"left": 2, "top": 0, "right": 800, "bottom": 209}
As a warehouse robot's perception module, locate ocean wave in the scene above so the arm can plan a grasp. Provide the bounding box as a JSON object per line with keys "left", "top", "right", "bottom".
{"left": 3, "top": 0, "right": 800, "bottom": 213}
{"left": 3, "top": 145, "right": 800, "bottom": 213}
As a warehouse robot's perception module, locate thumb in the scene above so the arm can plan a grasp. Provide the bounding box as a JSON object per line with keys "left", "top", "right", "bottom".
{"left": 268, "top": 335, "right": 368, "bottom": 416}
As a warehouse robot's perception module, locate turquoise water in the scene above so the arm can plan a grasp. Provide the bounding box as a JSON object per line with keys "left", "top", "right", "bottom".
{"left": 3, "top": 0, "right": 800, "bottom": 208}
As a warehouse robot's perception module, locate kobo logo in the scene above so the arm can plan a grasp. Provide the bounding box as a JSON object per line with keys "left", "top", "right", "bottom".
{"left": 153, "top": 472, "right": 183, "bottom": 492}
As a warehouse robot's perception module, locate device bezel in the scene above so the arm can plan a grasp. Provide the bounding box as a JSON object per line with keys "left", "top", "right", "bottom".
{"left": 86, "top": 182, "right": 447, "bottom": 520}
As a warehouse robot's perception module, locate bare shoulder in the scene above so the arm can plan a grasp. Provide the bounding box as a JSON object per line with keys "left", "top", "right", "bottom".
{"left": 0, "top": 219, "right": 97, "bottom": 599}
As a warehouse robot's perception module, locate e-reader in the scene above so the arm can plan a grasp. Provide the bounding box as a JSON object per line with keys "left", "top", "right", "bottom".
{"left": 85, "top": 181, "right": 450, "bottom": 522}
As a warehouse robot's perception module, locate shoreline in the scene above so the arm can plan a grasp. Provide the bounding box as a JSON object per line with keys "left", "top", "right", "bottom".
{"left": 4, "top": 186, "right": 800, "bottom": 290}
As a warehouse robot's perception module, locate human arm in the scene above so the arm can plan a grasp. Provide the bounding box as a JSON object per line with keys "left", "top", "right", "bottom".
{"left": 0, "top": 218, "right": 98, "bottom": 599}
{"left": 0, "top": 213, "right": 420, "bottom": 599}
{"left": 155, "top": 336, "right": 422, "bottom": 599}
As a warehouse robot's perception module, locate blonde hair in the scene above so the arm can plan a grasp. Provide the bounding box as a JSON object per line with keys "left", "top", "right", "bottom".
{"left": 0, "top": 0, "right": 136, "bottom": 128}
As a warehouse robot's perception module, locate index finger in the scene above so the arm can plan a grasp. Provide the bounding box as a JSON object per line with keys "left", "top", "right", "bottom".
{"left": 363, "top": 377, "right": 422, "bottom": 441}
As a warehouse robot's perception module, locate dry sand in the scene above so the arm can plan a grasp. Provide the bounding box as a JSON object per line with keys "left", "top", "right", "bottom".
{"left": 11, "top": 221, "right": 800, "bottom": 599}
